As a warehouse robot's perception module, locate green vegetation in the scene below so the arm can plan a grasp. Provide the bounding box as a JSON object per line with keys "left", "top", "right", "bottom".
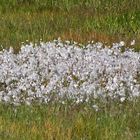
{"left": 1, "top": 99, "right": 140, "bottom": 140}
{"left": 0, "top": 0, "right": 140, "bottom": 50}
{"left": 0, "top": 1, "right": 140, "bottom": 139}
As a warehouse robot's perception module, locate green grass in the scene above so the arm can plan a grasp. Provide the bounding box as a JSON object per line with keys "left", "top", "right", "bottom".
{"left": 0, "top": 0, "right": 140, "bottom": 51}
{"left": 0, "top": 1, "right": 140, "bottom": 139}
{"left": 1, "top": 99, "right": 140, "bottom": 140}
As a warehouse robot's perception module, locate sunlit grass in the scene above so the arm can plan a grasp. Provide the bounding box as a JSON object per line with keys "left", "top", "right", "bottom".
{"left": 0, "top": 1, "right": 140, "bottom": 139}
{"left": 0, "top": 99, "right": 140, "bottom": 140}
{"left": 0, "top": 0, "right": 140, "bottom": 50}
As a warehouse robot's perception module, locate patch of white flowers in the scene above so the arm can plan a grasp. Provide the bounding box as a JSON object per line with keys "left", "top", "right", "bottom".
{"left": 0, "top": 39, "right": 140, "bottom": 105}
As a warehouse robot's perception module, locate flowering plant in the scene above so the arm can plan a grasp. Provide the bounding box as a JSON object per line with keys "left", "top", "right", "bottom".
{"left": 0, "top": 40, "right": 139, "bottom": 105}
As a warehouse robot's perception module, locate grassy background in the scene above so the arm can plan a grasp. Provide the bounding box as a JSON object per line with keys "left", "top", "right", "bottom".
{"left": 0, "top": 1, "right": 140, "bottom": 139}
{"left": 0, "top": 0, "right": 140, "bottom": 50}
{"left": 1, "top": 99, "right": 140, "bottom": 140}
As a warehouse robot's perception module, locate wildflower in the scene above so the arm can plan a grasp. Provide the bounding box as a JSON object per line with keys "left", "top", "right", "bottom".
{"left": 119, "top": 41, "right": 125, "bottom": 47}
{"left": 92, "top": 104, "right": 99, "bottom": 112}
{"left": 0, "top": 40, "right": 139, "bottom": 105}
{"left": 130, "top": 40, "right": 135, "bottom": 46}
{"left": 120, "top": 97, "right": 125, "bottom": 102}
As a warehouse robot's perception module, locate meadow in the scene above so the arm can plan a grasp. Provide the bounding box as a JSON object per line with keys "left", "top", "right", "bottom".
{"left": 0, "top": 0, "right": 140, "bottom": 50}
{"left": 0, "top": 0, "right": 140, "bottom": 140}
{"left": 1, "top": 100, "right": 140, "bottom": 140}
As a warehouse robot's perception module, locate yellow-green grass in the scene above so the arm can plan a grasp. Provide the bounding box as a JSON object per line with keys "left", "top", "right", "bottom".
{"left": 1, "top": 99, "right": 140, "bottom": 140}
{"left": 0, "top": 0, "right": 140, "bottom": 51}
{"left": 0, "top": 1, "right": 140, "bottom": 139}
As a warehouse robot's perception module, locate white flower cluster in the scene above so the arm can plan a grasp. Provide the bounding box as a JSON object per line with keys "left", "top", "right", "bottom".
{"left": 0, "top": 40, "right": 140, "bottom": 105}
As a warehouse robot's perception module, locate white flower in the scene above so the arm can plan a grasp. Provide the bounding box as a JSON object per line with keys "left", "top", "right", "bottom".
{"left": 120, "top": 97, "right": 125, "bottom": 102}
{"left": 0, "top": 40, "right": 139, "bottom": 105}
{"left": 3, "top": 96, "right": 10, "bottom": 102}
{"left": 119, "top": 41, "right": 125, "bottom": 46}
{"left": 130, "top": 40, "right": 135, "bottom": 46}
{"left": 92, "top": 105, "right": 99, "bottom": 111}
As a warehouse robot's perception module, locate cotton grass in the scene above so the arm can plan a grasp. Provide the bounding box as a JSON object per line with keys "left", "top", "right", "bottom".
{"left": 0, "top": 39, "right": 140, "bottom": 105}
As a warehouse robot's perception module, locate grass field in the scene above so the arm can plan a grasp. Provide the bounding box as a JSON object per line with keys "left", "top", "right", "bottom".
{"left": 0, "top": 0, "right": 140, "bottom": 50}
{"left": 0, "top": 0, "right": 140, "bottom": 140}
{"left": 1, "top": 99, "right": 140, "bottom": 140}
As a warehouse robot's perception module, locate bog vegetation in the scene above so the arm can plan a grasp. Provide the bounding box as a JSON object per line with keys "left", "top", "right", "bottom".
{"left": 0, "top": 0, "right": 140, "bottom": 50}
{"left": 0, "top": 0, "right": 140, "bottom": 140}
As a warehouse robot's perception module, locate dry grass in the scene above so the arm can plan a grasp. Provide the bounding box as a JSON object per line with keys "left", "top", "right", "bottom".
{"left": 1, "top": 100, "right": 140, "bottom": 140}
{"left": 0, "top": 0, "right": 140, "bottom": 50}
{"left": 0, "top": 1, "right": 140, "bottom": 139}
